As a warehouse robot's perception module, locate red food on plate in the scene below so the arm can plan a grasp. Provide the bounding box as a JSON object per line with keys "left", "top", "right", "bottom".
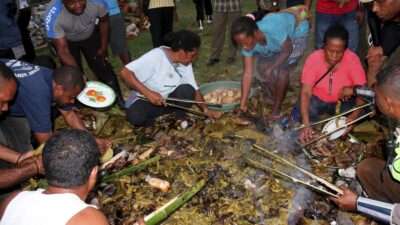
{"left": 86, "top": 89, "right": 97, "bottom": 96}
{"left": 96, "top": 95, "right": 106, "bottom": 102}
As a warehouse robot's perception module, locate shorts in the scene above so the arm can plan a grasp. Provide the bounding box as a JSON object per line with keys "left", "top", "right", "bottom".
{"left": 109, "top": 13, "right": 129, "bottom": 55}
{"left": 257, "top": 34, "right": 308, "bottom": 70}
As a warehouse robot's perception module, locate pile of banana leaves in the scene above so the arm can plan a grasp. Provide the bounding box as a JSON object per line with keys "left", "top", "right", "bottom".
{"left": 24, "top": 88, "right": 388, "bottom": 225}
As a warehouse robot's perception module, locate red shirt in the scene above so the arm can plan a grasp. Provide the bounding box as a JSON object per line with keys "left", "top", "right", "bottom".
{"left": 301, "top": 49, "right": 366, "bottom": 103}
{"left": 316, "top": 0, "right": 359, "bottom": 14}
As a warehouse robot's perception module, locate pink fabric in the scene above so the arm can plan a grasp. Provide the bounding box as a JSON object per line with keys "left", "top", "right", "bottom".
{"left": 316, "top": 0, "right": 359, "bottom": 14}
{"left": 301, "top": 49, "right": 366, "bottom": 103}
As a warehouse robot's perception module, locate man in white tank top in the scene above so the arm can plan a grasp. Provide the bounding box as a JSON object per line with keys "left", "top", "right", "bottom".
{"left": 0, "top": 130, "right": 108, "bottom": 225}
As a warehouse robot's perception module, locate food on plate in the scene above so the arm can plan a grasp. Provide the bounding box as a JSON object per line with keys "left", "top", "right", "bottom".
{"left": 203, "top": 88, "right": 241, "bottom": 104}
{"left": 96, "top": 95, "right": 106, "bottom": 102}
{"left": 86, "top": 89, "right": 97, "bottom": 96}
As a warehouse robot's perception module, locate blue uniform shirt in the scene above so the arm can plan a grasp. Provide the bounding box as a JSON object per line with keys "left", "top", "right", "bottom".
{"left": 1, "top": 59, "right": 71, "bottom": 133}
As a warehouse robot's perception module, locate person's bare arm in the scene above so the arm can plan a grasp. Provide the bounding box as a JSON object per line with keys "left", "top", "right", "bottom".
{"left": 304, "top": 0, "right": 313, "bottom": 9}
{"left": 51, "top": 38, "right": 78, "bottom": 67}
{"left": 269, "top": 37, "right": 293, "bottom": 71}
{"left": 67, "top": 207, "right": 109, "bottom": 225}
{"left": 34, "top": 131, "right": 53, "bottom": 144}
{"left": 195, "top": 90, "right": 223, "bottom": 118}
{"left": 97, "top": 14, "right": 110, "bottom": 60}
{"left": 0, "top": 156, "right": 43, "bottom": 189}
{"left": 59, "top": 109, "right": 87, "bottom": 131}
{"left": 299, "top": 83, "right": 314, "bottom": 143}
{"left": 120, "top": 67, "right": 165, "bottom": 106}
{"left": 0, "top": 145, "right": 33, "bottom": 164}
{"left": 240, "top": 56, "right": 254, "bottom": 112}
{"left": 59, "top": 109, "right": 111, "bottom": 154}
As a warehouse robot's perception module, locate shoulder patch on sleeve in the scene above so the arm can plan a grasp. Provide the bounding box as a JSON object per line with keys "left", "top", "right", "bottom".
{"left": 44, "top": 0, "right": 63, "bottom": 39}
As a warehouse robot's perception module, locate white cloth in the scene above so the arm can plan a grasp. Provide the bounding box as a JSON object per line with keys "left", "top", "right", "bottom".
{"left": 0, "top": 189, "right": 96, "bottom": 225}
{"left": 125, "top": 47, "right": 199, "bottom": 98}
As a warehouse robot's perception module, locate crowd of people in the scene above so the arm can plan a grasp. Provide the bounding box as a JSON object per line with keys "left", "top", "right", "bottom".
{"left": 0, "top": 0, "right": 399, "bottom": 224}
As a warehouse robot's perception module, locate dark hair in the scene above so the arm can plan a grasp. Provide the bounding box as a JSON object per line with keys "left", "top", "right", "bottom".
{"left": 53, "top": 65, "right": 85, "bottom": 91}
{"left": 34, "top": 55, "right": 57, "bottom": 70}
{"left": 323, "top": 24, "right": 349, "bottom": 49}
{"left": 43, "top": 129, "right": 99, "bottom": 188}
{"left": 230, "top": 15, "right": 260, "bottom": 46}
{"left": 376, "top": 65, "right": 400, "bottom": 99}
{"left": 0, "top": 62, "right": 17, "bottom": 84}
{"left": 163, "top": 30, "right": 201, "bottom": 52}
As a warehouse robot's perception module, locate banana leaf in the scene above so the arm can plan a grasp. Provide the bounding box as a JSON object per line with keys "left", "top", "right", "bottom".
{"left": 100, "top": 155, "right": 160, "bottom": 183}
{"left": 143, "top": 179, "right": 207, "bottom": 225}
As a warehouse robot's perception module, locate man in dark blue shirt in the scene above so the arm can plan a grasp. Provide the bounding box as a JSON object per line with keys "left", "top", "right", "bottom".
{"left": 0, "top": 58, "right": 111, "bottom": 153}
{"left": 0, "top": 61, "right": 44, "bottom": 189}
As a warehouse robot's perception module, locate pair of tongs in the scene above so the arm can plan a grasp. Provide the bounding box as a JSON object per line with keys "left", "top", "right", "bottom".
{"left": 137, "top": 95, "right": 208, "bottom": 117}
{"left": 302, "top": 111, "right": 373, "bottom": 147}
{"left": 137, "top": 93, "right": 223, "bottom": 108}
{"left": 292, "top": 102, "right": 373, "bottom": 131}
{"left": 249, "top": 144, "right": 343, "bottom": 197}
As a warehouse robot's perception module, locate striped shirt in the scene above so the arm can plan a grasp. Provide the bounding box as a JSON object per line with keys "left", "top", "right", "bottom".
{"left": 214, "top": 0, "right": 241, "bottom": 12}
{"left": 148, "top": 0, "right": 174, "bottom": 9}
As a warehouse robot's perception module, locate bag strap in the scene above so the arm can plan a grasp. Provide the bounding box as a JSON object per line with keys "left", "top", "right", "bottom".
{"left": 313, "top": 64, "right": 335, "bottom": 87}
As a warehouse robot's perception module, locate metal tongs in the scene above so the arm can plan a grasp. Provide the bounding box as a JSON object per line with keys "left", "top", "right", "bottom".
{"left": 292, "top": 102, "right": 373, "bottom": 131}
{"left": 301, "top": 111, "right": 374, "bottom": 147}
{"left": 248, "top": 144, "right": 343, "bottom": 197}
{"left": 137, "top": 95, "right": 208, "bottom": 117}
{"left": 137, "top": 93, "right": 223, "bottom": 108}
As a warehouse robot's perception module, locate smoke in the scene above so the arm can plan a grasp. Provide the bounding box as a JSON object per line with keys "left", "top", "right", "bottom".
{"left": 287, "top": 154, "right": 314, "bottom": 225}
{"left": 257, "top": 133, "right": 314, "bottom": 225}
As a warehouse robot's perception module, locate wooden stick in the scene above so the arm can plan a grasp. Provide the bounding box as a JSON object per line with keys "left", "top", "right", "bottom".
{"left": 302, "top": 111, "right": 373, "bottom": 147}
{"left": 292, "top": 102, "right": 372, "bottom": 131}
{"left": 252, "top": 144, "right": 343, "bottom": 195}
{"left": 246, "top": 158, "right": 339, "bottom": 197}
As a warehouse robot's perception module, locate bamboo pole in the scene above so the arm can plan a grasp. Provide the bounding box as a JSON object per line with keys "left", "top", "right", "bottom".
{"left": 135, "top": 179, "right": 207, "bottom": 225}
{"left": 252, "top": 144, "right": 343, "bottom": 195}
{"left": 246, "top": 158, "right": 339, "bottom": 197}
{"left": 292, "top": 102, "right": 372, "bottom": 131}
{"left": 99, "top": 155, "right": 160, "bottom": 183}
{"left": 302, "top": 111, "right": 373, "bottom": 147}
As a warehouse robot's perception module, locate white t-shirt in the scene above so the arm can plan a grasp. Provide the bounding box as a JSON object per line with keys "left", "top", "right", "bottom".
{"left": 125, "top": 47, "right": 199, "bottom": 98}
{"left": 0, "top": 189, "right": 96, "bottom": 225}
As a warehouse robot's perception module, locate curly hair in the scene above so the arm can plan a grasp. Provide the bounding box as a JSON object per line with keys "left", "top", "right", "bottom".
{"left": 43, "top": 129, "right": 99, "bottom": 188}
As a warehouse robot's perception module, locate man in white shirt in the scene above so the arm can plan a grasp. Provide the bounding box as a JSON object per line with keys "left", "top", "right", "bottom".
{"left": 0, "top": 129, "right": 108, "bottom": 225}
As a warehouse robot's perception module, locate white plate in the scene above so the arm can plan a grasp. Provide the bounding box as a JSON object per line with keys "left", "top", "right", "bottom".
{"left": 322, "top": 116, "right": 347, "bottom": 140}
{"left": 77, "top": 81, "right": 116, "bottom": 108}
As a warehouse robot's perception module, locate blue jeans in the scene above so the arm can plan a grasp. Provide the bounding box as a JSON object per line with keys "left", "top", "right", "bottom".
{"left": 291, "top": 95, "right": 355, "bottom": 123}
{"left": 315, "top": 9, "right": 359, "bottom": 52}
